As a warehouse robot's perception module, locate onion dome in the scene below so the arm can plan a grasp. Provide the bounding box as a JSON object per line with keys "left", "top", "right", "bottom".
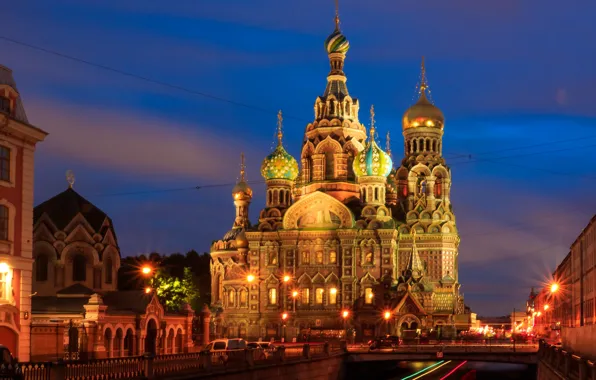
{"left": 235, "top": 229, "right": 248, "bottom": 249}
{"left": 402, "top": 57, "right": 444, "bottom": 131}
{"left": 325, "top": 29, "right": 350, "bottom": 55}
{"left": 353, "top": 106, "right": 393, "bottom": 178}
{"left": 232, "top": 153, "right": 253, "bottom": 200}
{"left": 261, "top": 111, "right": 299, "bottom": 181}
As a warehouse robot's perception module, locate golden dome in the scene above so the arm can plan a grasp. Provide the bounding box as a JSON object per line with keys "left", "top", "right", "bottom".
{"left": 402, "top": 92, "right": 444, "bottom": 131}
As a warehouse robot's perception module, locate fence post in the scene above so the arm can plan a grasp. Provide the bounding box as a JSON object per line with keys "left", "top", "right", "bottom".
{"left": 302, "top": 344, "right": 310, "bottom": 360}
{"left": 51, "top": 360, "right": 66, "bottom": 380}
{"left": 324, "top": 342, "right": 330, "bottom": 356}
{"left": 143, "top": 353, "right": 155, "bottom": 380}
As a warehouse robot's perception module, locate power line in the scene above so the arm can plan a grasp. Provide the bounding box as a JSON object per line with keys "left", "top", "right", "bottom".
{"left": 0, "top": 35, "right": 308, "bottom": 123}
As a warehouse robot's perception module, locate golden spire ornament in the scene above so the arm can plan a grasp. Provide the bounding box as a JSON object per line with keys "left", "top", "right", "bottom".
{"left": 419, "top": 56, "right": 427, "bottom": 93}
{"left": 240, "top": 152, "right": 246, "bottom": 182}
{"left": 277, "top": 110, "right": 283, "bottom": 146}
{"left": 66, "top": 170, "right": 75, "bottom": 188}
{"left": 386, "top": 131, "right": 392, "bottom": 158}
{"left": 369, "top": 104, "right": 376, "bottom": 139}
{"left": 334, "top": 0, "right": 340, "bottom": 30}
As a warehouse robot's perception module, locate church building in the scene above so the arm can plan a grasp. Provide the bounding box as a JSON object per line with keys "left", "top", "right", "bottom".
{"left": 30, "top": 184, "right": 194, "bottom": 361}
{"left": 210, "top": 5, "right": 464, "bottom": 342}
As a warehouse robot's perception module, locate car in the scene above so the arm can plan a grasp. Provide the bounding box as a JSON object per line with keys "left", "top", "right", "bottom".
{"left": 247, "top": 342, "right": 276, "bottom": 360}
{"left": 368, "top": 335, "right": 401, "bottom": 350}
{"left": 202, "top": 339, "right": 247, "bottom": 364}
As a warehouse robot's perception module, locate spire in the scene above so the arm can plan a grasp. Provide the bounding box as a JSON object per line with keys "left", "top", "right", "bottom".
{"left": 334, "top": 0, "right": 340, "bottom": 31}
{"left": 277, "top": 110, "right": 283, "bottom": 146}
{"left": 419, "top": 56, "right": 427, "bottom": 93}
{"left": 385, "top": 131, "right": 392, "bottom": 158}
{"left": 240, "top": 152, "right": 246, "bottom": 182}
{"left": 369, "top": 105, "right": 376, "bottom": 140}
{"left": 406, "top": 229, "right": 425, "bottom": 281}
{"left": 66, "top": 170, "right": 75, "bottom": 189}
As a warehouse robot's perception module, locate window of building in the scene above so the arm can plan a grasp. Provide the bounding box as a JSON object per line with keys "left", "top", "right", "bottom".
{"left": 302, "top": 251, "right": 310, "bottom": 265}
{"left": 72, "top": 254, "right": 86, "bottom": 282}
{"left": 0, "top": 146, "right": 9, "bottom": 182}
{"left": 0, "top": 269, "right": 11, "bottom": 302}
{"left": 240, "top": 289, "right": 247, "bottom": 306}
{"left": 315, "top": 288, "right": 324, "bottom": 304}
{"left": 316, "top": 251, "right": 324, "bottom": 265}
{"left": 301, "top": 288, "right": 310, "bottom": 305}
{"left": 268, "top": 288, "right": 277, "bottom": 305}
{"left": 329, "top": 251, "right": 337, "bottom": 264}
{"left": 365, "top": 288, "right": 373, "bottom": 304}
{"left": 104, "top": 257, "right": 113, "bottom": 284}
{"left": 269, "top": 252, "right": 278, "bottom": 266}
{"left": 325, "top": 151, "right": 334, "bottom": 180}
{"left": 328, "top": 288, "right": 337, "bottom": 305}
{"left": 36, "top": 255, "right": 48, "bottom": 282}
{"left": 0, "top": 205, "right": 8, "bottom": 241}
{"left": 0, "top": 97, "right": 9, "bottom": 114}
{"left": 365, "top": 252, "right": 373, "bottom": 264}
{"left": 228, "top": 289, "right": 235, "bottom": 307}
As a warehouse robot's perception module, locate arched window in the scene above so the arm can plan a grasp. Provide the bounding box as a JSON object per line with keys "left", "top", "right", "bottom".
{"left": 105, "top": 257, "right": 113, "bottom": 284}
{"left": 435, "top": 177, "right": 443, "bottom": 197}
{"left": 228, "top": 289, "right": 235, "bottom": 307}
{"left": 268, "top": 288, "right": 277, "bottom": 305}
{"left": 72, "top": 254, "right": 86, "bottom": 282}
{"left": 239, "top": 289, "right": 247, "bottom": 306}
{"left": 347, "top": 152, "right": 355, "bottom": 181}
{"left": 315, "top": 251, "right": 324, "bottom": 264}
{"left": 365, "top": 288, "right": 374, "bottom": 304}
{"left": 325, "top": 151, "right": 334, "bottom": 180}
{"left": 301, "top": 288, "right": 310, "bottom": 305}
{"left": 36, "top": 254, "right": 48, "bottom": 282}
{"left": 365, "top": 252, "right": 373, "bottom": 264}
{"left": 329, "top": 251, "right": 337, "bottom": 264}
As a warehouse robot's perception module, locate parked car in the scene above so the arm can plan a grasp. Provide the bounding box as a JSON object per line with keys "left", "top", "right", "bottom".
{"left": 368, "top": 335, "right": 401, "bottom": 350}
{"left": 247, "top": 342, "right": 276, "bottom": 360}
{"left": 202, "top": 339, "right": 247, "bottom": 364}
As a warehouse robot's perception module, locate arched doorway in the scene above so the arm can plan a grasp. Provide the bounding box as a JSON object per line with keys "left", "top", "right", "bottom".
{"left": 144, "top": 319, "right": 158, "bottom": 355}
{"left": 175, "top": 328, "right": 183, "bottom": 354}
{"left": 0, "top": 326, "right": 17, "bottom": 357}
{"left": 114, "top": 329, "right": 123, "bottom": 357}
{"left": 167, "top": 329, "right": 175, "bottom": 354}
{"left": 103, "top": 328, "right": 113, "bottom": 358}
{"left": 67, "top": 324, "right": 79, "bottom": 357}
{"left": 124, "top": 329, "right": 135, "bottom": 356}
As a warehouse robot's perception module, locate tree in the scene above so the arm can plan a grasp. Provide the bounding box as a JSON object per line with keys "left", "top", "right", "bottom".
{"left": 151, "top": 267, "right": 198, "bottom": 312}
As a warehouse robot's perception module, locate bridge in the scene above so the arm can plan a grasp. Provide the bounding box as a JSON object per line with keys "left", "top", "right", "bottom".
{"left": 14, "top": 341, "right": 585, "bottom": 380}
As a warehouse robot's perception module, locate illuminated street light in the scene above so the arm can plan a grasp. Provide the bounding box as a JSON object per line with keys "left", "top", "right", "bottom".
{"left": 145, "top": 287, "right": 152, "bottom": 294}
{"left": 544, "top": 304, "right": 550, "bottom": 311}
{"left": 247, "top": 274, "right": 255, "bottom": 283}
{"left": 384, "top": 311, "right": 391, "bottom": 320}
{"left": 0, "top": 263, "right": 9, "bottom": 274}
{"left": 292, "top": 290, "right": 299, "bottom": 298}
{"left": 281, "top": 312, "right": 288, "bottom": 321}
{"left": 342, "top": 310, "right": 349, "bottom": 319}
{"left": 550, "top": 283, "right": 559, "bottom": 293}
{"left": 283, "top": 275, "right": 291, "bottom": 283}
{"left": 141, "top": 265, "right": 152, "bottom": 276}
{"left": 537, "top": 312, "right": 542, "bottom": 317}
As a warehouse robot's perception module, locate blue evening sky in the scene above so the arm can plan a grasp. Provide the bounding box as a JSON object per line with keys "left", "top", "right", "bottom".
{"left": 3, "top": 0, "right": 595, "bottom": 315}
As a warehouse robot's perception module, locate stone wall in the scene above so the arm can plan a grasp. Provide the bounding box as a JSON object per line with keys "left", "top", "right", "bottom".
{"left": 562, "top": 325, "right": 596, "bottom": 358}
{"left": 170, "top": 354, "right": 346, "bottom": 380}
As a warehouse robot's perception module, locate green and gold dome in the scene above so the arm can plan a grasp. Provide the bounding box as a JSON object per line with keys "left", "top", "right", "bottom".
{"left": 353, "top": 106, "right": 393, "bottom": 178}
{"left": 325, "top": 28, "right": 350, "bottom": 55}
{"left": 261, "top": 111, "right": 299, "bottom": 181}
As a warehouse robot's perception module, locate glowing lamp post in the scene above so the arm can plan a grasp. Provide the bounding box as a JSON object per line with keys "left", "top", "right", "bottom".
{"left": 383, "top": 311, "right": 391, "bottom": 335}
{"left": 141, "top": 265, "right": 152, "bottom": 276}
{"left": 144, "top": 287, "right": 152, "bottom": 294}
{"left": 246, "top": 274, "right": 255, "bottom": 283}
{"left": 281, "top": 312, "right": 288, "bottom": 342}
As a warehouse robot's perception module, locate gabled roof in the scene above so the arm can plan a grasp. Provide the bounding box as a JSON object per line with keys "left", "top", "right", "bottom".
{"left": 34, "top": 188, "right": 117, "bottom": 242}
{"left": 57, "top": 283, "right": 95, "bottom": 297}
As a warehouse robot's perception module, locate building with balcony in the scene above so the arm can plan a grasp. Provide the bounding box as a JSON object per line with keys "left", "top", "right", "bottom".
{"left": 0, "top": 64, "right": 48, "bottom": 361}
{"left": 209, "top": 6, "right": 464, "bottom": 342}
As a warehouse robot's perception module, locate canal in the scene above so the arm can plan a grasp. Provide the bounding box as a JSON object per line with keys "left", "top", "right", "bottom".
{"left": 345, "top": 360, "right": 537, "bottom": 379}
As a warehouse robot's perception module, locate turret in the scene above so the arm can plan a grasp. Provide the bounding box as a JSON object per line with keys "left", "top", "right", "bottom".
{"left": 231, "top": 153, "right": 252, "bottom": 229}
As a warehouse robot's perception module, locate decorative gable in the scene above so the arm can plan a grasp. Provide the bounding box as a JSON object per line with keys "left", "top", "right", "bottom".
{"left": 283, "top": 191, "right": 355, "bottom": 230}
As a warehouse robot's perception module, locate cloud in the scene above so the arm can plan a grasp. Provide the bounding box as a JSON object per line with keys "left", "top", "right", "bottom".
{"left": 27, "top": 98, "right": 253, "bottom": 181}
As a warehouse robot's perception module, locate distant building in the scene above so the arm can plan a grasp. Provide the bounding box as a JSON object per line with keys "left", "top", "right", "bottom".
{"left": 30, "top": 186, "right": 194, "bottom": 361}
{"left": 0, "top": 64, "right": 48, "bottom": 361}
{"left": 210, "top": 7, "right": 464, "bottom": 342}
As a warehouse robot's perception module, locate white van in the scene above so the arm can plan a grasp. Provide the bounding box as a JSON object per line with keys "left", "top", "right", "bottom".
{"left": 203, "top": 339, "right": 247, "bottom": 364}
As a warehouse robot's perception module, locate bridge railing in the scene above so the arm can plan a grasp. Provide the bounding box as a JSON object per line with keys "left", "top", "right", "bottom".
{"left": 8, "top": 342, "right": 346, "bottom": 380}
{"left": 538, "top": 340, "right": 596, "bottom": 380}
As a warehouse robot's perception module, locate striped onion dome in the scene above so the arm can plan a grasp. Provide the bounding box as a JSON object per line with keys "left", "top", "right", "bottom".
{"left": 353, "top": 128, "right": 393, "bottom": 178}
{"left": 261, "top": 144, "right": 299, "bottom": 181}
{"left": 325, "top": 29, "right": 350, "bottom": 54}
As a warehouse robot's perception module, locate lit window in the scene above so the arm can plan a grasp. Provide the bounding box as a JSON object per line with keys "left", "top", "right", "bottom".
{"left": 0, "top": 146, "right": 9, "bottom": 182}
{"left": 228, "top": 289, "right": 235, "bottom": 306}
{"left": 36, "top": 255, "right": 48, "bottom": 282}
{"left": 315, "top": 288, "right": 324, "bottom": 304}
{"left": 0, "top": 205, "right": 7, "bottom": 241}
{"left": 240, "top": 289, "right": 247, "bottom": 305}
{"left": 269, "top": 252, "right": 278, "bottom": 265}
{"left": 301, "top": 288, "right": 310, "bottom": 305}
{"left": 329, "top": 288, "right": 337, "bottom": 305}
{"left": 0, "top": 267, "right": 11, "bottom": 302}
{"left": 269, "top": 288, "right": 277, "bottom": 305}
{"left": 302, "top": 252, "right": 310, "bottom": 264}
{"left": 365, "top": 288, "right": 373, "bottom": 304}
{"left": 316, "top": 251, "right": 323, "bottom": 264}
{"left": 0, "top": 97, "right": 9, "bottom": 114}
{"left": 329, "top": 251, "right": 337, "bottom": 264}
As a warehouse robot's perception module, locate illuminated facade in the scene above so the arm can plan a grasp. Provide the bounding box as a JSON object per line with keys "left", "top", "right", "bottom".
{"left": 210, "top": 8, "right": 463, "bottom": 341}
{"left": 0, "top": 64, "right": 48, "bottom": 360}
{"left": 30, "top": 185, "right": 194, "bottom": 361}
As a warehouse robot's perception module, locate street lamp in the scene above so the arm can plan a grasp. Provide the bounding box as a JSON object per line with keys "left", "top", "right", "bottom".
{"left": 283, "top": 275, "right": 291, "bottom": 283}
{"left": 281, "top": 312, "right": 288, "bottom": 342}
{"left": 141, "top": 265, "right": 153, "bottom": 276}
{"left": 144, "top": 287, "right": 152, "bottom": 294}
{"left": 342, "top": 310, "right": 350, "bottom": 342}
{"left": 544, "top": 304, "right": 549, "bottom": 311}
{"left": 383, "top": 311, "right": 391, "bottom": 335}
{"left": 247, "top": 274, "right": 255, "bottom": 283}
